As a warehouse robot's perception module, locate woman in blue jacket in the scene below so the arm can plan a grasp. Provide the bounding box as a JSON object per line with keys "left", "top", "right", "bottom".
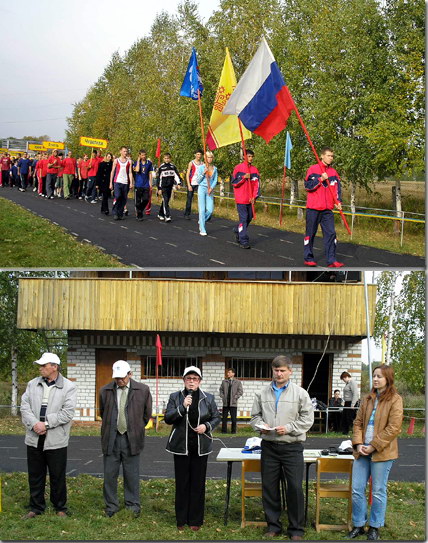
{"left": 165, "top": 366, "right": 220, "bottom": 532}
{"left": 195, "top": 151, "right": 218, "bottom": 236}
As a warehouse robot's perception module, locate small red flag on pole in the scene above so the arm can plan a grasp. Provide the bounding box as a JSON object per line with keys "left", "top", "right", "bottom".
{"left": 155, "top": 334, "right": 162, "bottom": 429}
{"left": 155, "top": 139, "right": 161, "bottom": 168}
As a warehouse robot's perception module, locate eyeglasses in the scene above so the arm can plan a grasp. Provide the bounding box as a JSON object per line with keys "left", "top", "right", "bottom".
{"left": 184, "top": 376, "right": 200, "bottom": 381}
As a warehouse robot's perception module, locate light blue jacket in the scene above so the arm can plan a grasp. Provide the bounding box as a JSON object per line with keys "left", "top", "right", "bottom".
{"left": 195, "top": 164, "right": 218, "bottom": 190}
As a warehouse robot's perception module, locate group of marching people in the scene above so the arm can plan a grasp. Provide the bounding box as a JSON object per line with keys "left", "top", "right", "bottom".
{"left": 1, "top": 144, "right": 345, "bottom": 266}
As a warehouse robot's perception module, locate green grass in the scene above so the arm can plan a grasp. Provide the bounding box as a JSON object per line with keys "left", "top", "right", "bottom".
{"left": 0, "top": 197, "right": 123, "bottom": 267}
{"left": 0, "top": 416, "right": 424, "bottom": 438}
{"left": 0, "top": 473, "right": 424, "bottom": 540}
{"left": 167, "top": 188, "right": 424, "bottom": 257}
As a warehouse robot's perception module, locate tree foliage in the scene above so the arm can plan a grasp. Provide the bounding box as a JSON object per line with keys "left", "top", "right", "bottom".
{"left": 373, "top": 271, "right": 425, "bottom": 393}
{"left": 65, "top": 0, "right": 425, "bottom": 186}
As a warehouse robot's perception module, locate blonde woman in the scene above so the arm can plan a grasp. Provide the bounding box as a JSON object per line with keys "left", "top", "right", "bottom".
{"left": 194, "top": 151, "right": 217, "bottom": 236}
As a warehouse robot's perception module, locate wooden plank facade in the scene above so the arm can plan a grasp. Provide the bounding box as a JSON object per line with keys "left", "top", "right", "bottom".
{"left": 17, "top": 278, "right": 376, "bottom": 337}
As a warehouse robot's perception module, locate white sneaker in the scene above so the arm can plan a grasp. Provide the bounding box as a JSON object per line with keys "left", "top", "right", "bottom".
{"left": 199, "top": 231, "right": 207, "bottom": 236}
{"left": 165, "top": 217, "right": 172, "bottom": 222}
{"left": 157, "top": 215, "right": 165, "bottom": 221}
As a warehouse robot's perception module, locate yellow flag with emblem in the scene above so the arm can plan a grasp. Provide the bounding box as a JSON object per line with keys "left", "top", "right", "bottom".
{"left": 206, "top": 48, "right": 252, "bottom": 150}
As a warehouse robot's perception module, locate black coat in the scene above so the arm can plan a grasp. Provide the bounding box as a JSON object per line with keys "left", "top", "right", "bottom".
{"left": 96, "top": 160, "right": 113, "bottom": 191}
{"left": 165, "top": 389, "right": 221, "bottom": 456}
{"left": 99, "top": 378, "right": 152, "bottom": 456}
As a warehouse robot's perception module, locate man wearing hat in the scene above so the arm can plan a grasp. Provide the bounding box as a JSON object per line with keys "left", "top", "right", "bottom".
{"left": 99, "top": 360, "right": 152, "bottom": 518}
{"left": 165, "top": 366, "right": 221, "bottom": 532}
{"left": 20, "top": 352, "right": 77, "bottom": 518}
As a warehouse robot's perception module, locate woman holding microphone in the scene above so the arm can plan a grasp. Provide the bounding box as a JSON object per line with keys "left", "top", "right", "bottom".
{"left": 349, "top": 364, "right": 403, "bottom": 541}
{"left": 164, "top": 366, "right": 220, "bottom": 532}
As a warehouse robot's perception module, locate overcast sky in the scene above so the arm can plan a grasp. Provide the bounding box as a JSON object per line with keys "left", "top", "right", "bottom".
{"left": 0, "top": 0, "right": 219, "bottom": 142}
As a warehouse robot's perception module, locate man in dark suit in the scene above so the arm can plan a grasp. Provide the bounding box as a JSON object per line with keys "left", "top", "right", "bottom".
{"left": 219, "top": 368, "right": 243, "bottom": 433}
{"left": 99, "top": 360, "right": 152, "bottom": 517}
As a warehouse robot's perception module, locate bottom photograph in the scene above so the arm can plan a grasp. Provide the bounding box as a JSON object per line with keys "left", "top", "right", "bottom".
{"left": 0, "top": 269, "right": 425, "bottom": 541}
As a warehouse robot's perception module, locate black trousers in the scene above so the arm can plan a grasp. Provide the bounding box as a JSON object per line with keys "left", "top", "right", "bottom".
{"left": 184, "top": 185, "right": 198, "bottom": 216}
{"left": 221, "top": 406, "right": 237, "bottom": 433}
{"left": 26, "top": 443, "right": 68, "bottom": 514}
{"left": 261, "top": 441, "right": 304, "bottom": 537}
{"left": 341, "top": 401, "right": 354, "bottom": 434}
{"left": 135, "top": 187, "right": 150, "bottom": 218}
{"left": 100, "top": 187, "right": 111, "bottom": 213}
{"left": 158, "top": 186, "right": 173, "bottom": 218}
{"left": 173, "top": 452, "right": 208, "bottom": 527}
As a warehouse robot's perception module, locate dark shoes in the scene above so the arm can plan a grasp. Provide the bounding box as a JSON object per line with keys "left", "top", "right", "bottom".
{"left": 177, "top": 526, "right": 185, "bottom": 532}
{"left": 264, "top": 531, "right": 281, "bottom": 538}
{"left": 348, "top": 526, "right": 365, "bottom": 538}
{"left": 190, "top": 525, "right": 201, "bottom": 531}
{"left": 105, "top": 510, "right": 116, "bottom": 518}
{"left": 367, "top": 527, "right": 380, "bottom": 540}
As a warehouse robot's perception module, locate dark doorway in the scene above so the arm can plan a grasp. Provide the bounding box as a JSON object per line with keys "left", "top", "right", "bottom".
{"left": 302, "top": 353, "right": 332, "bottom": 405}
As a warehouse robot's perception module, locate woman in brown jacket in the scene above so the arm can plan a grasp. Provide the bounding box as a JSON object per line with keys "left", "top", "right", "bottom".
{"left": 348, "top": 364, "right": 403, "bottom": 541}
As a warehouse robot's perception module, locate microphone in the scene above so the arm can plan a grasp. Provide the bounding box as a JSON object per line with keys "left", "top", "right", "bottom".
{"left": 186, "top": 389, "right": 193, "bottom": 413}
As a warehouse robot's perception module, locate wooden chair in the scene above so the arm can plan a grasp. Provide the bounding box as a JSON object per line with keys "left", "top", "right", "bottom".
{"left": 314, "top": 457, "right": 353, "bottom": 532}
{"left": 241, "top": 459, "right": 266, "bottom": 528}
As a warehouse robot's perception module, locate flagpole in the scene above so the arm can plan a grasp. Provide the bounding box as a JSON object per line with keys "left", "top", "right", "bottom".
{"left": 292, "top": 105, "right": 351, "bottom": 235}
{"left": 280, "top": 164, "right": 286, "bottom": 225}
{"left": 238, "top": 119, "right": 256, "bottom": 220}
{"left": 197, "top": 89, "right": 210, "bottom": 190}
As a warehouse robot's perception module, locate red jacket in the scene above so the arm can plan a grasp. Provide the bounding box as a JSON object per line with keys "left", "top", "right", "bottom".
{"left": 305, "top": 164, "right": 342, "bottom": 210}
{"left": 232, "top": 162, "right": 260, "bottom": 204}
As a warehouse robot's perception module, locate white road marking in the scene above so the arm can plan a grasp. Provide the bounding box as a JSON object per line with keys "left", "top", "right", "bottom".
{"left": 84, "top": 460, "right": 93, "bottom": 465}
{"left": 134, "top": 231, "right": 143, "bottom": 235}
{"left": 186, "top": 250, "right": 199, "bottom": 256}
{"left": 220, "top": 225, "right": 229, "bottom": 229}
{"left": 337, "top": 252, "right": 354, "bottom": 258}
{"left": 96, "top": 246, "right": 105, "bottom": 251}
{"left": 98, "top": 218, "right": 105, "bottom": 221}
{"left": 172, "top": 225, "right": 183, "bottom": 230}
{"left": 369, "top": 260, "right": 389, "bottom": 266}
{"left": 252, "top": 248, "right": 264, "bottom": 253}
{"left": 278, "top": 255, "right": 294, "bottom": 261}
{"left": 280, "top": 239, "right": 294, "bottom": 244}
{"left": 71, "top": 232, "right": 78, "bottom": 236}
{"left": 0, "top": 446, "right": 18, "bottom": 449}
{"left": 207, "top": 235, "right": 217, "bottom": 239}
{"left": 210, "top": 259, "right": 226, "bottom": 265}
{"left": 120, "top": 226, "right": 128, "bottom": 230}
{"left": 166, "top": 242, "right": 178, "bottom": 247}
{"left": 66, "top": 469, "right": 77, "bottom": 475}
{"left": 258, "top": 233, "right": 269, "bottom": 238}
{"left": 52, "top": 222, "right": 59, "bottom": 225}
{"left": 82, "top": 239, "right": 91, "bottom": 243}
{"left": 9, "top": 457, "right": 27, "bottom": 460}
{"left": 149, "top": 236, "right": 158, "bottom": 241}
{"left": 399, "top": 464, "right": 423, "bottom": 467}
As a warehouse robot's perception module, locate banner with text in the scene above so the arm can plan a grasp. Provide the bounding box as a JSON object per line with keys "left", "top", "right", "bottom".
{"left": 79, "top": 136, "right": 108, "bottom": 149}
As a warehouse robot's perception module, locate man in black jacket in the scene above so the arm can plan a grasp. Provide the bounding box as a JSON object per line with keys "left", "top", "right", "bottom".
{"left": 156, "top": 153, "right": 182, "bottom": 222}
{"left": 99, "top": 360, "right": 152, "bottom": 518}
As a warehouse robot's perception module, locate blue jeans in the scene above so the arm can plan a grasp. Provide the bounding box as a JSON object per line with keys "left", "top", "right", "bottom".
{"left": 113, "top": 182, "right": 128, "bottom": 218}
{"left": 352, "top": 455, "right": 394, "bottom": 528}
{"left": 86, "top": 176, "right": 97, "bottom": 201}
{"left": 198, "top": 185, "right": 214, "bottom": 233}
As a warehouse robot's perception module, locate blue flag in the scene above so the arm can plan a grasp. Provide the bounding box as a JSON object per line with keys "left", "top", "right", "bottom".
{"left": 284, "top": 131, "right": 292, "bottom": 168}
{"left": 180, "top": 48, "right": 204, "bottom": 100}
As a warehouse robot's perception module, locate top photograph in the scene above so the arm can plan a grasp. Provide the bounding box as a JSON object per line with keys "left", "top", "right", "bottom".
{"left": 0, "top": 0, "right": 424, "bottom": 269}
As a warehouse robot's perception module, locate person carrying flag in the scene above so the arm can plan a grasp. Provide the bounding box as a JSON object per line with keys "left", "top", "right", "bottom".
{"left": 231, "top": 150, "right": 260, "bottom": 249}
{"left": 304, "top": 147, "right": 344, "bottom": 268}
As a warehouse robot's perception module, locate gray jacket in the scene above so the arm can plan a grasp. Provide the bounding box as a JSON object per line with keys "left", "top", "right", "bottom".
{"left": 21, "top": 373, "right": 77, "bottom": 450}
{"left": 219, "top": 378, "right": 243, "bottom": 407}
{"left": 250, "top": 381, "right": 314, "bottom": 443}
{"left": 343, "top": 379, "right": 359, "bottom": 406}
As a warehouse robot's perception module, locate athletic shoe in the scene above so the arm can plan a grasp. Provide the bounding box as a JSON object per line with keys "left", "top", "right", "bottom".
{"left": 49, "top": 196, "right": 54, "bottom": 199}
{"left": 90, "top": 200, "right": 97, "bottom": 204}
{"left": 18, "top": 188, "right": 25, "bottom": 192}
{"left": 158, "top": 215, "right": 165, "bottom": 221}
{"left": 328, "top": 261, "right": 344, "bottom": 268}
{"left": 239, "top": 243, "right": 250, "bottom": 249}
{"left": 33, "top": 187, "right": 37, "bottom": 192}
{"left": 200, "top": 231, "right": 207, "bottom": 236}
{"left": 124, "top": 209, "right": 128, "bottom": 216}
{"left": 165, "top": 217, "right": 172, "bottom": 222}
{"left": 78, "top": 196, "right": 83, "bottom": 200}
{"left": 304, "top": 261, "right": 317, "bottom": 267}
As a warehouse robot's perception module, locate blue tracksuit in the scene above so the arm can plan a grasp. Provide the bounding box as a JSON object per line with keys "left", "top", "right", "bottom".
{"left": 195, "top": 164, "right": 217, "bottom": 234}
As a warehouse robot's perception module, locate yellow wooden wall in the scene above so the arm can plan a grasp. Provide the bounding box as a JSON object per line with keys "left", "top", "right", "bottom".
{"left": 17, "top": 279, "right": 376, "bottom": 336}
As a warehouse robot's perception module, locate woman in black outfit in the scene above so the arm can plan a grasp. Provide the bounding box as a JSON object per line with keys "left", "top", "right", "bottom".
{"left": 164, "top": 366, "right": 221, "bottom": 532}
{"left": 96, "top": 153, "right": 113, "bottom": 215}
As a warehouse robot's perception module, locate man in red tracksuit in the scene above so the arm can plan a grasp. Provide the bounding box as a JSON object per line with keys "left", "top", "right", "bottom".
{"left": 304, "top": 146, "right": 344, "bottom": 268}
{"left": 231, "top": 150, "right": 260, "bottom": 249}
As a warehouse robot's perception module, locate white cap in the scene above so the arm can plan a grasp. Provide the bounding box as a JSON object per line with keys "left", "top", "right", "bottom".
{"left": 112, "top": 360, "right": 131, "bottom": 378}
{"left": 34, "top": 352, "right": 61, "bottom": 365}
{"left": 183, "top": 365, "right": 202, "bottom": 379}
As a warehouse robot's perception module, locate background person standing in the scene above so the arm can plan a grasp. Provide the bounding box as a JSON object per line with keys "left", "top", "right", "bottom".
{"left": 219, "top": 367, "right": 243, "bottom": 433}
{"left": 20, "top": 352, "right": 77, "bottom": 519}
{"left": 341, "top": 371, "right": 360, "bottom": 435}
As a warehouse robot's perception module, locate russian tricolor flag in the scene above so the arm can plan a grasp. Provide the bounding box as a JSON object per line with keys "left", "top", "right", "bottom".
{"left": 223, "top": 38, "right": 296, "bottom": 143}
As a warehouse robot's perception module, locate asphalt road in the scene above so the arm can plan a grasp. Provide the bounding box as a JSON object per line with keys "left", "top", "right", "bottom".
{"left": 0, "top": 434, "right": 424, "bottom": 482}
{"left": 1, "top": 188, "right": 424, "bottom": 268}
